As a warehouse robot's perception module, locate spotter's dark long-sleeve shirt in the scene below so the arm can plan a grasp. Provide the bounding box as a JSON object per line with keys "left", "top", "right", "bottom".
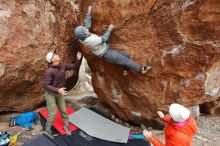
{"left": 43, "top": 59, "right": 81, "bottom": 93}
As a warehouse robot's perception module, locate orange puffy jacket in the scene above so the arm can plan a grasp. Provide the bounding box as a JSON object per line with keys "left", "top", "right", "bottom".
{"left": 149, "top": 116, "right": 197, "bottom": 146}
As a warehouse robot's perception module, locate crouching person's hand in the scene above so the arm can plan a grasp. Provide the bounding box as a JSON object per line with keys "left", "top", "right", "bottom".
{"left": 143, "top": 130, "right": 153, "bottom": 139}
{"left": 157, "top": 111, "right": 165, "bottom": 119}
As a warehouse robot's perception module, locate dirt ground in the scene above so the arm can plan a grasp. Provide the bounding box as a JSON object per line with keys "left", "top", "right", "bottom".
{"left": 0, "top": 96, "right": 220, "bottom": 146}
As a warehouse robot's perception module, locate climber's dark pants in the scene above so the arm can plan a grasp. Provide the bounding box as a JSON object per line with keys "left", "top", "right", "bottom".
{"left": 102, "top": 49, "right": 141, "bottom": 72}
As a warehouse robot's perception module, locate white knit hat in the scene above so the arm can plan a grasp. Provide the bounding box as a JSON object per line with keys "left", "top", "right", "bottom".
{"left": 169, "top": 103, "right": 190, "bottom": 122}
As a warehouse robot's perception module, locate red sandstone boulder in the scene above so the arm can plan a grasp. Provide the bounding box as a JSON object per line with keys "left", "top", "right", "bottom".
{"left": 0, "top": 0, "right": 80, "bottom": 112}
{"left": 79, "top": 0, "right": 220, "bottom": 121}
{"left": 1, "top": 0, "right": 220, "bottom": 122}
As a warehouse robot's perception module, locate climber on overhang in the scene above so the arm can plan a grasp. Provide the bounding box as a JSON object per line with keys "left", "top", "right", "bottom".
{"left": 74, "top": 6, "right": 151, "bottom": 75}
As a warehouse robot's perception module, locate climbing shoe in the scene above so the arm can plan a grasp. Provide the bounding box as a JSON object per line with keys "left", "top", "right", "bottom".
{"left": 141, "top": 65, "right": 152, "bottom": 74}
{"left": 43, "top": 130, "right": 54, "bottom": 139}
{"left": 64, "top": 125, "right": 71, "bottom": 136}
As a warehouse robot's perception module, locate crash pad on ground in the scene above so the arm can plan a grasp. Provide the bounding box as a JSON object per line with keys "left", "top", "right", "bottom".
{"left": 69, "top": 107, "right": 130, "bottom": 143}
{"left": 23, "top": 130, "right": 151, "bottom": 146}
{"left": 39, "top": 107, "right": 77, "bottom": 135}
{"left": 22, "top": 134, "right": 57, "bottom": 146}
{"left": 55, "top": 129, "right": 151, "bottom": 146}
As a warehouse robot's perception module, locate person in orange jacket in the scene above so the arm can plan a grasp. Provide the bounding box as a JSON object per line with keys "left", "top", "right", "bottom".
{"left": 143, "top": 103, "right": 197, "bottom": 146}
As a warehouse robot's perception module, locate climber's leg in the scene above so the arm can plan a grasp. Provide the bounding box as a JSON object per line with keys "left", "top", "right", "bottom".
{"left": 102, "top": 49, "right": 142, "bottom": 73}
{"left": 102, "top": 49, "right": 152, "bottom": 74}
{"left": 115, "top": 50, "right": 130, "bottom": 58}
{"left": 114, "top": 50, "right": 130, "bottom": 76}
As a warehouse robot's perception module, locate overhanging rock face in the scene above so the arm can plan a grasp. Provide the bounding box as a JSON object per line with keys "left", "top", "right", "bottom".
{"left": 79, "top": 0, "right": 220, "bottom": 121}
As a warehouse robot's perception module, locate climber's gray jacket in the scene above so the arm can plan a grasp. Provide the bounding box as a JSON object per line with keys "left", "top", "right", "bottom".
{"left": 80, "top": 13, "right": 113, "bottom": 56}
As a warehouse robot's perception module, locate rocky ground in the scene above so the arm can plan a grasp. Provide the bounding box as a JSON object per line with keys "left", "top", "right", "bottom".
{"left": 0, "top": 96, "right": 220, "bottom": 146}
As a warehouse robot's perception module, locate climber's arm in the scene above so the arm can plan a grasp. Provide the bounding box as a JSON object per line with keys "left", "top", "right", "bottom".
{"left": 84, "top": 6, "right": 92, "bottom": 29}
{"left": 101, "top": 24, "right": 114, "bottom": 43}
